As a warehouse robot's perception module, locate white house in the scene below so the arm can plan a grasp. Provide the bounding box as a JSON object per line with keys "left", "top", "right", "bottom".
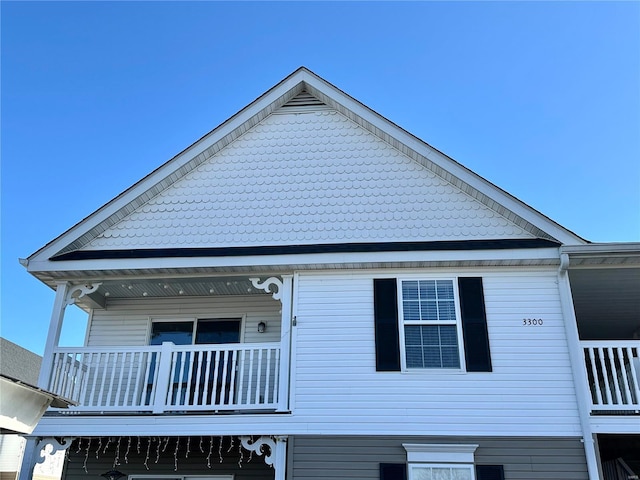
{"left": 19, "top": 68, "right": 639, "bottom": 480}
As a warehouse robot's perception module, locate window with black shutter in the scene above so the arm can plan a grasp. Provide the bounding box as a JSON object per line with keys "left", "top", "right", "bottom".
{"left": 373, "top": 277, "right": 492, "bottom": 372}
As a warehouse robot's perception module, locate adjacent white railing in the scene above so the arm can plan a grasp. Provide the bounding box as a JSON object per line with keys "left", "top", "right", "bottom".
{"left": 48, "top": 342, "right": 281, "bottom": 413}
{"left": 582, "top": 341, "right": 640, "bottom": 411}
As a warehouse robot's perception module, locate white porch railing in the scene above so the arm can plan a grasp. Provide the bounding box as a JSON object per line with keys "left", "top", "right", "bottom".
{"left": 582, "top": 341, "right": 640, "bottom": 412}
{"left": 48, "top": 342, "right": 281, "bottom": 413}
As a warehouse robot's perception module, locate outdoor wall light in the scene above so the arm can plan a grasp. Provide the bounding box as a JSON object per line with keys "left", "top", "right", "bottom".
{"left": 101, "top": 470, "right": 126, "bottom": 480}
{"left": 257, "top": 321, "right": 266, "bottom": 333}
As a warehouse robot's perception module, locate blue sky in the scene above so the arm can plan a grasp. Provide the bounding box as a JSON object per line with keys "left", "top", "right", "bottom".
{"left": 2, "top": 1, "right": 639, "bottom": 355}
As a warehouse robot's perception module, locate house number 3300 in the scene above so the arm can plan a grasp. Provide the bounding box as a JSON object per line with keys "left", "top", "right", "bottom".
{"left": 523, "top": 318, "right": 543, "bottom": 326}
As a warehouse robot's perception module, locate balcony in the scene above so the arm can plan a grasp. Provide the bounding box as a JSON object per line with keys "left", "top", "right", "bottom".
{"left": 582, "top": 341, "right": 640, "bottom": 414}
{"left": 47, "top": 342, "right": 282, "bottom": 413}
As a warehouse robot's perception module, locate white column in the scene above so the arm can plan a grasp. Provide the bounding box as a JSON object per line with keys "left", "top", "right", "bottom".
{"left": 37, "top": 282, "right": 71, "bottom": 389}
{"left": 277, "top": 275, "right": 293, "bottom": 412}
{"left": 18, "top": 436, "right": 38, "bottom": 480}
{"left": 274, "top": 436, "right": 288, "bottom": 480}
{"left": 18, "top": 436, "right": 74, "bottom": 480}
{"left": 557, "top": 262, "right": 601, "bottom": 480}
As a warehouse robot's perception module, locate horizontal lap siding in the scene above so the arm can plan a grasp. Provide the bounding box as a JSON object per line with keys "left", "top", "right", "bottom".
{"left": 87, "top": 295, "right": 280, "bottom": 346}
{"left": 290, "top": 436, "right": 588, "bottom": 480}
{"left": 293, "top": 270, "right": 581, "bottom": 436}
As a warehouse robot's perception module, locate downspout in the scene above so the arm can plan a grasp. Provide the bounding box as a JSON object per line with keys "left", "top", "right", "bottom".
{"left": 557, "top": 252, "right": 601, "bottom": 480}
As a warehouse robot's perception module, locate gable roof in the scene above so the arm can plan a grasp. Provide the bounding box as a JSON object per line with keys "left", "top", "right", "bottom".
{"left": 25, "top": 67, "right": 586, "bottom": 278}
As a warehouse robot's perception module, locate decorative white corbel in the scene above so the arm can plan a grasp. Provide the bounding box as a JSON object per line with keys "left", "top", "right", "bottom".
{"left": 65, "top": 283, "right": 102, "bottom": 306}
{"left": 35, "top": 437, "right": 75, "bottom": 464}
{"left": 239, "top": 435, "right": 276, "bottom": 466}
{"left": 249, "top": 277, "right": 283, "bottom": 301}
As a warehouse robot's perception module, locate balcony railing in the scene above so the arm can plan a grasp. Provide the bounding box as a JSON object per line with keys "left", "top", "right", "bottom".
{"left": 48, "top": 342, "right": 281, "bottom": 413}
{"left": 582, "top": 341, "right": 640, "bottom": 412}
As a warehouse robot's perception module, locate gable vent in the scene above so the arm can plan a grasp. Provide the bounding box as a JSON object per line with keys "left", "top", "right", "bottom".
{"left": 278, "top": 91, "right": 330, "bottom": 113}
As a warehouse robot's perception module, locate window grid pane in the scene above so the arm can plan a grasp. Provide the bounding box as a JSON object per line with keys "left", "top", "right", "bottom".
{"left": 404, "top": 325, "right": 460, "bottom": 368}
{"left": 401, "top": 279, "right": 461, "bottom": 369}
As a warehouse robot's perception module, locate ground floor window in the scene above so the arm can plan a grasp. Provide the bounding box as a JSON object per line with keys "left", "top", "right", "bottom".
{"left": 403, "top": 444, "right": 479, "bottom": 480}
{"left": 408, "top": 464, "right": 474, "bottom": 480}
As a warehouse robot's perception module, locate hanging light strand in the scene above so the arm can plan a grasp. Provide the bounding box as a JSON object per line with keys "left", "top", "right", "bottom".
{"left": 96, "top": 438, "right": 103, "bottom": 459}
{"left": 206, "top": 436, "right": 213, "bottom": 469}
{"left": 173, "top": 437, "right": 180, "bottom": 471}
{"left": 144, "top": 438, "right": 151, "bottom": 470}
{"left": 83, "top": 438, "right": 91, "bottom": 473}
{"left": 125, "top": 436, "right": 132, "bottom": 464}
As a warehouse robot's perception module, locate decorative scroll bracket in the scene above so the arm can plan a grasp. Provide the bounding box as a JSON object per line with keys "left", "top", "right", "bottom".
{"left": 65, "top": 283, "right": 102, "bottom": 306}
{"left": 249, "top": 277, "right": 283, "bottom": 302}
{"left": 35, "top": 437, "right": 75, "bottom": 465}
{"left": 239, "top": 435, "right": 278, "bottom": 466}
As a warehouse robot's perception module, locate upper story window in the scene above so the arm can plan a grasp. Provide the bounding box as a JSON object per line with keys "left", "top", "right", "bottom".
{"left": 400, "top": 280, "right": 461, "bottom": 369}
{"left": 373, "top": 277, "right": 492, "bottom": 373}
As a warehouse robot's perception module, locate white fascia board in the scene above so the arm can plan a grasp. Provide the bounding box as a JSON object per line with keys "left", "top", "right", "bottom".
{"left": 27, "top": 70, "right": 310, "bottom": 264}
{"left": 301, "top": 73, "right": 586, "bottom": 246}
{"left": 26, "top": 247, "right": 561, "bottom": 275}
{"left": 561, "top": 242, "right": 640, "bottom": 255}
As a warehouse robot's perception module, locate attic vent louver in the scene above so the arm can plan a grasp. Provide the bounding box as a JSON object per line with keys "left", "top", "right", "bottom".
{"left": 278, "top": 91, "right": 330, "bottom": 113}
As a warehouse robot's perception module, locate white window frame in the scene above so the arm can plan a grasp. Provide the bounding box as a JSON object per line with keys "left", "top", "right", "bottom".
{"left": 403, "top": 443, "right": 479, "bottom": 480}
{"left": 397, "top": 277, "right": 466, "bottom": 372}
{"left": 147, "top": 316, "right": 246, "bottom": 345}
{"left": 407, "top": 463, "right": 475, "bottom": 480}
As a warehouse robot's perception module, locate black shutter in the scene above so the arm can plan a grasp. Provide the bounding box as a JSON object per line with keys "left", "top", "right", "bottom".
{"left": 458, "top": 277, "right": 492, "bottom": 372}
{"left": 380, "top": 463, "right": 407, "bottom": 480}
{"left": 476, "top": 465, "right": 505, "bottom": 480}
{"left": 373, "top": 278, "right": 401, "bottom": 372}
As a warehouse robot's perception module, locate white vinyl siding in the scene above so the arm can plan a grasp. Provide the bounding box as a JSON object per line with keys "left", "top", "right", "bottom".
{"left": 293, "top": 269, "right": 582, "bottom": 436}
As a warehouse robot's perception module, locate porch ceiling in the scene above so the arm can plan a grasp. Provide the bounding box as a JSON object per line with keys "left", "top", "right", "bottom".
{"left": 97, "top": 276, "right": 268, "bottom": 299}
{"left": 569, "top": 267, "right": 640, "bottom": 340}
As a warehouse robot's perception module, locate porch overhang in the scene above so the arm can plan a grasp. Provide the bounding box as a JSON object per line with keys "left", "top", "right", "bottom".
{"left": 0, "top": 374, "right": 74, "bottom": 434}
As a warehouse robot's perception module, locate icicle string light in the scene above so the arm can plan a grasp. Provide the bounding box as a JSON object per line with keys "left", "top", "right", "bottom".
{"left": 218, "top": 435, "right": 223, "bottom": 463}
{"left": 144, "top": 437, "right": 151, "bottom": 470}
{"left": 199, "top": 436, "right": 204, "bottom": 454}
{"left": 75, "top": 438, "right": 83, "bottom": 454}
{"left": 137, "top": 436, "right": 141, "bottom": 455}
{"left": 114, "top": 436, "right": 122, "bottom": 467}
{"left": 83, "top": 438, "right": 91, "bottom": 473}
{"left": 162, "top": 436, "right": 170, "bottom": 453}
{"left": 103, "top": 437, "right": 111, "bottom": 455}
{"left": 227, "top": 436, "right": 234, "bottom": 453}
{"left": 125, "top": 436, "right": 132, "bottom": 464}
{"left": 185, "top": 437, "right": 191, "bottom": 458}
{"left": 155, "top": 436, "right": 161, "bottom": 464}
{"left": 174, "top": 437, "right": 180, "bottom": 471}
{"left": 206, "top": 436, "right": 213, "bottom": 469}
{"left": 237, "top": 439, "right": 243, "bottom": 469}
{"left": 96, "top": 437, "right": 103, "bottom": 460}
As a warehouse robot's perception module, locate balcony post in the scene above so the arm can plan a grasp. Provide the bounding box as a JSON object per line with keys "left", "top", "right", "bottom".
{"left": 152, "top": 342, "right": 175, "bottom": 414}
{"left": 557, "top": 258, "right": 601, "bottom": 480}
{"left": 37, "top": 282, "right": 71, "bottom": 389}
{"left": 277, "top": 275, "right": 293, "bottom": 412}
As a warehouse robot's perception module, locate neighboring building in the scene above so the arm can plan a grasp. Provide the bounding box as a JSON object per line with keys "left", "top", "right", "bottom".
{"left": 0, "top": 339, "right": 66, "bottom": 480}
{"left": 1, "top": 338, "right": 42, "bottom": 480}
{"left": 18, "top": 68, "right": 639, "bottom": 480}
